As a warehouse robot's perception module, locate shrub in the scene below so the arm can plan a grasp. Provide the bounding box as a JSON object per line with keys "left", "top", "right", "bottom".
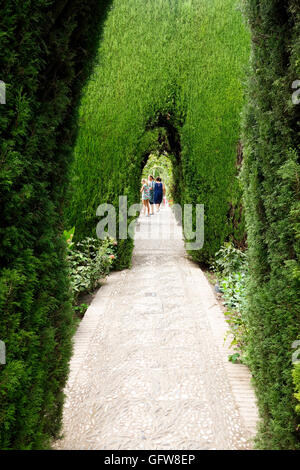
{"left": 241, "top": 0, "right": 300, "bottom": 449}
{"left": 221, "top": 272, "right": 247, "bottom": 311}
{"left": 67, "top": 237, "right": 116, "bottom": 300}
{"left": 214, "top": 242, "right": 247, "bottom": 277}
{"left": 0, "top": 0, "right": 111, "bottom": 450}
{"left": 214, "top": 243, "right": 249, "bottom": 362}
{"left": 293, "top": 363, "right": 300, "bottom": 415}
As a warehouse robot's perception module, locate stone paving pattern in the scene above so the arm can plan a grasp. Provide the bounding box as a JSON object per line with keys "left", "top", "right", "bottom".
{"left": 54, "top": 205, "right": 258, "bottom": 450}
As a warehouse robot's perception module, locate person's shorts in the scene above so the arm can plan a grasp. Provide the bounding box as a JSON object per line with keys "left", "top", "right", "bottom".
{"left": 149, "top": 200, "right": 154, "bottom": 205}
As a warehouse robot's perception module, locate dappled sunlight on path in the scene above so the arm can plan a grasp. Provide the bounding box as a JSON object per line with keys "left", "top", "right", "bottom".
{"left": 54, "top": 205, "right": 257, "bottom": 450}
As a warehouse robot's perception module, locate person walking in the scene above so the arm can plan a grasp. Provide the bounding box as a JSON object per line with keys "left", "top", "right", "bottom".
{"left": 140, "top": 178, "right": 150, "bottom": 216}
{"left": 148, "top": 175, "right": 155, "bottom": 215}
{"left": 154, "top": 177, "right": 165, "bottom": 212}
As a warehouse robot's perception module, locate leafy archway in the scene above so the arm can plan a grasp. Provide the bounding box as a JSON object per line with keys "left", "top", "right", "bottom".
{"left": 67, "top": 0, "right": 250, "bottom": 269}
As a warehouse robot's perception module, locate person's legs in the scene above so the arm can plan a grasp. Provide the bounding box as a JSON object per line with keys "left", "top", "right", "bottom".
{"left": 142, "top": 199, "right": 146, "bottom": 215}
{"left": 150, "top": 201, "right": 154, "bottom": 215}
{"left": 146, "top": 200, "right": 150, "bottom": 216}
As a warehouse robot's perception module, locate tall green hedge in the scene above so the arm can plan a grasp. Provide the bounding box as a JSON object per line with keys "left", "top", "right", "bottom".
{"left": 241, "top": 0, "right": 300, "bottom": 449}
{"left": 0, "top": 0, "right": 110, "bottom": 449}
{"left": 67, "top": 0, "right": 250, "bottom": 267}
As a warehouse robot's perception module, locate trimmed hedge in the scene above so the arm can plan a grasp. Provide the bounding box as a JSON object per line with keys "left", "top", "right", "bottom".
{"left": 241, "top": 0, "right": 300, "bottom": 449}
{"left": 0, "top": 0, "right": 110, "bottom": 449}
{"left": 67, "top": 0, "right": 250, "bottom": 267}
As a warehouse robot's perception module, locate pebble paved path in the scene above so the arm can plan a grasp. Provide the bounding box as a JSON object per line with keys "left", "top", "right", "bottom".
{"left": 54, "top": 205, "right": 258, "bottom": 450}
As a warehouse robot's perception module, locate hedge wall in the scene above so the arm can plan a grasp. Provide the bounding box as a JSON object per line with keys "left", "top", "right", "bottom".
{"left": 0, "top": 0, "right": 110, "bottom": 449}
{"left": 67, "top": 0, "right": 250, "bottom": 267}
{"left": 241, "top": 0, "right": 300, "bottom": 449}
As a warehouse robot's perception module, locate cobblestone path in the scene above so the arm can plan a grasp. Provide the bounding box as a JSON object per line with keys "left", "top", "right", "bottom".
{"left": 54, "top": 205, "right": 257, "bottom": 450}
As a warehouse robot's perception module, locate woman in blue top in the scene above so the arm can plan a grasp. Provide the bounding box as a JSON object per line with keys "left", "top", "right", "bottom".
{"left": 154, "top": 177, "right": 165, "bottom": 212}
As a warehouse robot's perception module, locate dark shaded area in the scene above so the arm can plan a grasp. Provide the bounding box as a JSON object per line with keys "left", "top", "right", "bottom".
{"left": 236, "top": 140, "right": 243, "bottom": 170}
{"left": 146, "top": 113, "right": 182, "bottom": 156}
{"left": 225, "top": 140, "right": 247, "bottom": 250}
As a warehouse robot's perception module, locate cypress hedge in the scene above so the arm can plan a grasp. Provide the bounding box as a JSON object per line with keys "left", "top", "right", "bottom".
{"left": 241, "top": 0, "right": 300, "bottom": 449}
{"left": 0, "top": 0, "right": 111, "bottom": 449}
{"left": 67, "top": 0, "right": 250, "bottom": 267}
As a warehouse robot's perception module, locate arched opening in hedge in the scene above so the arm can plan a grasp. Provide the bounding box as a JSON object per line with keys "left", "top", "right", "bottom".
{"left": 65, "top": 0, "right": 250, "bottom": 269}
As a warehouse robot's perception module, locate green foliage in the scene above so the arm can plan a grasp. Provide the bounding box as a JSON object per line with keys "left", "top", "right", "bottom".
{"left": 0, "top": 0, "right": 111, "bottom": 450}
{"left": 214, "top": 242, "right": 247, "bottom": 277}
{"left": 228, "top": 352, "right": 241, "bottom": 364}
{"left": 293, "top": 363, "right": 300, "bottom": 415}
{"left": 63, "top": 227, "right": 75, "bottom": 249}
{"left": 241, "top": 0, "right": 300, "bottom": 449}
{"left": 1, "top": 0, "right": 298, "bottom": 452}
{"left": 214, "top": 243, "right": 249, "bottom": 360}
{"left": 74, "top": 303, "right": 89, "bottom": 320}
{"left": 221, "top": 272, "right": 247, "bottom": 311}
{"left": 222, "top": 275, "right": 249, "bottom": 359}
{"left": 67, "top": 237, "right": 116, "bottom": 300}
{"left": 67, "top": 0, "right": 250, "bottom": 266}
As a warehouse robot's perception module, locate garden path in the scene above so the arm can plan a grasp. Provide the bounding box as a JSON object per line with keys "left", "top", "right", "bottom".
{"left": 54, "top": 204, "right": 258, "bottom": 450}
